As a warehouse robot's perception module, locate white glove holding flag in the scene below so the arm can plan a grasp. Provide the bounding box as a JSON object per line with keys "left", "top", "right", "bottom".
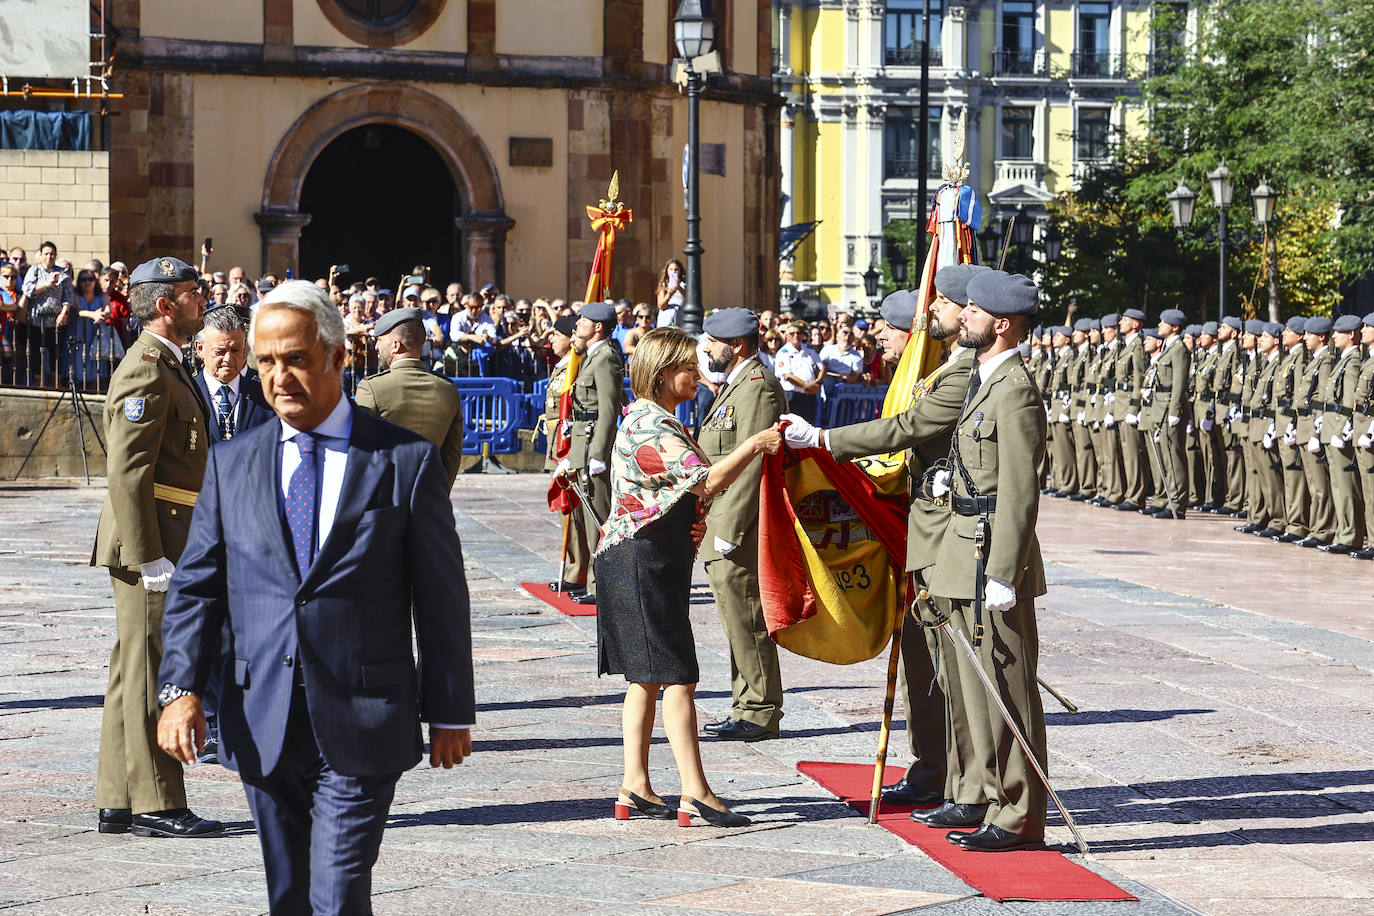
{"left": 140, "top": 557, "right": 175, "bottom": 593}
{"left": 781, "top": 413, "right": 822, "bottom": 449}
{"left": 985, "top": 578, "right": 1017, "bottom": 613}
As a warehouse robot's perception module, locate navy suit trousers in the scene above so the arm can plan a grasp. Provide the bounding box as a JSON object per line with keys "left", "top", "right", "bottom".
{"left": 241, "top": 686, "right": 400, "bottom": 915}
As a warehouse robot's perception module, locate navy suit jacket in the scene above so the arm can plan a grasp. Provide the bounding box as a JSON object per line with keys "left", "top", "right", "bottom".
{"left": 196, "top": 372, "right": 274, "bottom": 444}
{"left": 159, "top": 405, "right": 475, "bottom": 779}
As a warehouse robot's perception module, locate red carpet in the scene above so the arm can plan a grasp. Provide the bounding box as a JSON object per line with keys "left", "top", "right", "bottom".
{"left": 520, "top": 582, "right": 596, "bottom": 617}
{"left": 797, "top": 761, "right": 1134, "bottom": 902}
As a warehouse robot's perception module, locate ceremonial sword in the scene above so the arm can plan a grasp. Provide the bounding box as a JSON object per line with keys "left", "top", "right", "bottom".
{"left": 1144, "top": 427, "right": 1179, "bottom": 517}
{"left": 560, "top": 470, "right": 605, "bottom": 528}
{"left": 916, "top": 591, "right": 1090, "bottom": 854}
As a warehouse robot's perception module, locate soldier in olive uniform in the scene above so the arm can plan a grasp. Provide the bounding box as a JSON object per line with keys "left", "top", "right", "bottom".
{"left": 1289, "top": 317, "right": 1336, "bottom": 546}
{"left": 543, "top": 315, "right": 593, "bottom": 592}
{"left": 1272, "top": 317, "right": 1311, "bottom": 542}
{"left": 91, "top": 257, "right": 222, "bottom": 839}
{"left": 1213, "top": 316, "right": 1248, "bottom": 515}
{"left": 1045, "top": 327, "right": 1078, "bottom": 496}
{"left": 1190, "top": 322, "right": 1226, "bottom": 511}
{"left": 1352, "top": 313, "right": 1374, "bottom": 560}
{"left": 788, "top": 269, "right": 984, "bottom": 815}
{"left": 556, "top": 302, "right": 628, "bottom": 604}
{"left": 697, "top": 308, "right": 788, "bottom": 741}
{"left": 1029, "top": 327, "right": 1055, "bottom": 489}
{"left": 1318, "top": 314, "right": 1366, "bottom": 553}
{"left": 1239, "top": 323, "right": 1287, "bottom": 538}
{"left": 1067, "top": 319, "right": 1097, "bottom": 502}
{"left": 926, "top": 270, "right": 1048, "bottom": 852}
{"left": 1113, "top": 308, "right": 1150, "bottom": 511}
{"left": 354, "top": 308, "right": 465, "bottom": 487}
{"left": 1094, "top": 315, "right": 1124, "bottom": 508}
{"left": 1141, "top": 309, "right": 1191, "bottom": 518}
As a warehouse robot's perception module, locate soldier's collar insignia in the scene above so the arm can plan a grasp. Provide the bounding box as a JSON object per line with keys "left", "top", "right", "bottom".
{"left": 124, "top": 397, "right": 146, "bottom": 421}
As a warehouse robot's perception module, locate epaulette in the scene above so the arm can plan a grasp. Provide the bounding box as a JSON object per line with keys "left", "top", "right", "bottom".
{"left": 748, "top": 372, "right": 764, "bottom": 382}
{"left": 141, "top": 349, "right": 160, "bottom": 364}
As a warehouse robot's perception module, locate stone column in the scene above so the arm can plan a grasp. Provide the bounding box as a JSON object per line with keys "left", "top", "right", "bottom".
{"left": 456, "top": 210, "right": 516, "bottom": 291}
{"left": 947, "top": 5, "right": 969, "bottom": 72}
{"left": 253, "top": 209, "right": 311, "bottom": 277}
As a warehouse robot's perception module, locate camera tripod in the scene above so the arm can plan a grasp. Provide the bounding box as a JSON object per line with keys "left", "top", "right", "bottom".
{"left": 13, "top": 338, "right": 106, "bottom": 483}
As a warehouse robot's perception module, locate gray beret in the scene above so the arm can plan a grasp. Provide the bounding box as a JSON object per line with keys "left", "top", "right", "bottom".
{"left": 1051, "top": 326, "right": 1070, "bottom": 338}
{"left": 703, "top": 307, "right": 759, "bottom": 340}
{"left": 967, "top": 271, "right": 1039, "bottom": 316}
{"left": 1122, "top": 308, "right": 1147, "bottom": 321}
{"left": 1285, "top": 315, "right": 1307, "bottom": 334}
{"left": 1073, "top": 317, "right": 1093, "bottom": 333}
{"left": 578, "top": 300, "right": 616, "bottom": 322}
{"left": 552, "top": 315, "right": 578, "bottom": 337}
{"left": 1304, "top": 316, "right": 1332, "bottom": 335}
{"left": 1244, "top": 318, "right": 1266, "bottom": 335}
{"left": 129, "top": 256, "right": 198, "bottom": 287}
{"left": 1159, "top": 308, "right": 1186, "bottom": 328}
{"left": 1032, "top": 324, "right": 1045, "bottom": 337}
{"left": 1222, "top": 316, "right": 1243, "bottom": 331}
{"left": 1101, "top": 313, "right": 1119, "bottom": 328}
{"left": 880, "top": 289, "right": 920, "bottom": 332}
{"left": 1184, "top": 324, "right": 1202, "bottom": 337}
{"left": 1089, "top": 319, "right": 1102, "bottom": 331}
{"left": 1333, "top": 314, "right": 1363, "bottom": 333}
{"left": 1017, "top": 342, "right": 1031, "bottom": 359}
{"left": 1263, "top": 321, "right": 1285, "bottom": 338}
{"left": 1202, "top": 321, "right": 1219, "bottom": 335}
{"left": 369, "top": 307, "right": 424, "bottom": 337}
{"left": 1365, "top": 312, "right": 1374, "bottom": 328}
{"left": 933, "top": 263, "right": 989, "bottom": 306}
{"left": 1143, "top": 328, "right": 1162, "bottom": 339}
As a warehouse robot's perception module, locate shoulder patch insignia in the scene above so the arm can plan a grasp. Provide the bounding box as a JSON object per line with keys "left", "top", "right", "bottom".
{"left": 141, "top": 350, "right": 159, "bottom": 364}
{"left": 124, "top": 397, "right": 146, "bottom": 421}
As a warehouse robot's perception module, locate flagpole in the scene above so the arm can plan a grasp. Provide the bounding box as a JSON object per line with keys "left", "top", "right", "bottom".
{"left": 557, "top": 513, "right": 571, "bottom": 595}
{"left": 867, "top": 610, "right": 906, "bottom": 823}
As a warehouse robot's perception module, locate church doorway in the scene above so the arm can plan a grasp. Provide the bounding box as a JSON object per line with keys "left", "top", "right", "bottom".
{"left": 297, "top": 123, "right": 464, "bottom": 291}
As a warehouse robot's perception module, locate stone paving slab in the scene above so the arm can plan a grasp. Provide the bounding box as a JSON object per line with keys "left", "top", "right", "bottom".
{"left": 5, "top": 476, "right": 1374, "bottom": 914}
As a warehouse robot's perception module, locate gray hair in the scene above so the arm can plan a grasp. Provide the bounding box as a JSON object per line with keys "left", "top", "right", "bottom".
{"left": 129, "top": 281, "right": 177, "bottom": 324}
{"left": 198, "top": 306, "right": 247, "bottom": 341}
{"left": 251, "top": 280, "right": 346, "bottom": 355}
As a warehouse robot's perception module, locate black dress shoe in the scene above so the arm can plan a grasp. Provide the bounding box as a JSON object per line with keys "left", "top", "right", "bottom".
{"left": 1230, "top": 510, "right": 1249, "bottom": 519}
{"left": 131, "top": 809, "right": 224, "bottom": 838}
{"left": 98, "top": 808, "right": 132, "bottom": 834}
{"left": 1255, "top": 527, "right": 1286, "bottom": 539}
{"left": 1318, "top": 543, "right": 1354, "bottom": 554}
{"left": 1235, "top": 523, "right": 1263, "bottom": 533}
{"left": 948, "top": 823, "right": 1044, "bottom": 852}
{"left": 1040, "top": 487, "right": 1055, "bottom": 495}
{"left": 197, "top": 736, "right": 219, "bottom": 765}
{"left": 911, "top": 800, "right": 988, "bottom": 827}
{"left": 1294, "top": 537, "right": 1326, "bottom": 549}
{"left": 1139, "top": 506, "right": 1161, "bottom": 515}
{"left": 1113, "top": 502, "right": 1141, "bottom": 512}
{"left": 570, "top": 591, "right": 598, "bottom": 605}
{"left": 548, "top": 580, "right": 587, "bottom": 593}
{"left": 1350, "top": 547, "right": 1374, "bottom": 560}
{"left": 1150, "top": 508, "right": 1185, "bottom": 519}
{"left": 1050, "top": 490, "right": 1071, "bottom": 498}
{"left": 702, "top": 717, "right": 734, "bottom": 734}
{"left": 1271, "top": 532, "right": 1301, "bottom": 543}
{"left": 880, "top": 778, "right": 943, "bottom": 807}
{"left": 1067, "top": 493, "right": 1090, "bottom": 502}
{"left": 712, "top": 720, "right": 778, "bottom": 742}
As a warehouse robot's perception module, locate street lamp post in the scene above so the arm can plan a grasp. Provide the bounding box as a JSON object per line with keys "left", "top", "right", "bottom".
{"left": 862, "top": 263, "right": 882, "bottom": 315}
{"left": 1207, "top": 161, "right": 1234, "bottom": 320}
{"left": 674, "top": 0, "right": 716, "bottom": 335}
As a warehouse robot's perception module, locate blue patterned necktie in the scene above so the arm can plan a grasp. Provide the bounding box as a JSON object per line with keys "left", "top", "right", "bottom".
{"left": 285, "top": 432, "right": 318, "bottom": 575}
{"left": 214, "top": 385, "right": 234, "bottom": 439}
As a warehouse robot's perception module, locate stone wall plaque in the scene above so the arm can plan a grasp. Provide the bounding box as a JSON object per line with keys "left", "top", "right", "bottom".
{"left": 509, "top": 137, "right": 553, "bottom": 168}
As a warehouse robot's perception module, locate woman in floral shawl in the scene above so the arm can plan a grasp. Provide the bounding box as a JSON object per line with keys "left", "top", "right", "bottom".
{"left": 594, "top": 327, "right": 782, "bottom": 829}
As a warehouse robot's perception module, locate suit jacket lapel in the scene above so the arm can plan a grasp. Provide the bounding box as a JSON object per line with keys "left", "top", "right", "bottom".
{"left": 301, "top": 407, "right": 386, "bottom": 590}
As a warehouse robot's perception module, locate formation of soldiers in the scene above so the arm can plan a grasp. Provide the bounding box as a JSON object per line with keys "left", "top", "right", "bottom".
{"left": 1027, "top": 309, "right": 1374, "bottom": 557}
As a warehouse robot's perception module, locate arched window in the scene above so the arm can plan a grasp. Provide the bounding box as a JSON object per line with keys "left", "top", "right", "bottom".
{"left": 318, "top": 0, "right": 445, "bottom": 47}
{"left": 336, "top": 0, "right": 418, "bottom": 26}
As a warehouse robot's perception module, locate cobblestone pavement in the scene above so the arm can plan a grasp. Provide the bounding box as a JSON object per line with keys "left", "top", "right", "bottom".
{"left": 1, "top": 475, "right": 1372, "bottom": 915}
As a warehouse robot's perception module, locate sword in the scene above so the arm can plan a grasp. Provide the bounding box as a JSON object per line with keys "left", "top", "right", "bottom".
{"left": 561, "top": 470, "right": 605, "bottom": 528}
{"left": 916, "top": 591, "right": 1089, "bottom": 854}
{"left": 1145, "top": 427, "right": 1179, "bottom": 516}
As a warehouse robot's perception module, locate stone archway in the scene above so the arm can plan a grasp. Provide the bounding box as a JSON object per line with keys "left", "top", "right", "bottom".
{"left": 257, "top": 83, "right": 513, "bottom": 286}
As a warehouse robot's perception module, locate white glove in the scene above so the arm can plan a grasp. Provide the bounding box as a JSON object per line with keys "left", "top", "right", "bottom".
{"left": 929, "top": 468, "right": 951, "bottom": 499}
{"left": 555, "top": 458, "right": 571, "bottom": 477}
{"left": 140, "top": 557, "right": 175, "bottom": 593}
{"left": 1201, "top": 416, "right": 1214, "bottom": 432}
{"left": 1315, "top": 415, "right": 1324, "bottom": 433}
{"left": 712, "top": 537, "right": 737, "bottom": 556}
{"left": 588, "top": 458, "right": 608, "bottom": 477}
{"left": 1283, "top": 423, "right": 1297, "bottom": 447}
{"left": 781, "top": 413, "right": 822, "bottom": 449}
{"left": 1359, "top": 430, "right": 1374, "bottom": 449}
{"left": 1125, "top": 413, "right": 1139, "bottom": 426}
{"left": 1330, "top": 434, "right": 1347, "bottom": 449}
{"left": 1307, "top": 436, "right": 1322, "bottom": 454}
{"left": 1057, "top": 412, "right": 1070, "bottom": 424}
{"left": 1076, "top": 411, "right": 1086, "bottom": 425}
{"left": 1225, "top": 406, "right": 1240, "bottom": 422}
{"left": 1089, "top": 395, "right": 1098, "bottom": 408}
{"left": 1342, "top": 420, "right": 1354, "bottom": 440}
{"left": 984, "top": 578, "right": 1016, "bottom": 613}
{"left": 1104, "top": 392, "right": 1116, "bottom": 406}
{"left": 1186, "top": 421, "right": 1194, "bottom": 435}
{"left": 1141, "top": 387, "right": 1153, "bottom": 400}
{"left": 1168, "top": 415, "right": 1181, "bottom": 428}
{"left": 1060, "top": 393, "right": 1072, "bottom": 409}
{"left": 1103, "top": 412, "right": 1116, "bottom": 428}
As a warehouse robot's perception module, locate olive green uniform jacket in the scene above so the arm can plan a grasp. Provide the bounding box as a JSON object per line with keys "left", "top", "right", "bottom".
{"left": 354, "top": 359, "right": 465, "bottom": 487}
{"left": 567, "top": 340, "right": 627, "bottom": 471}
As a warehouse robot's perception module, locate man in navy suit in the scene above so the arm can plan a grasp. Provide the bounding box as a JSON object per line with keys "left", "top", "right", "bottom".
{"left": 192, "top": 305, "right": 275, "bottom": 762}
{"left": 157, "top": 281, "right": 474, "bottom": 915}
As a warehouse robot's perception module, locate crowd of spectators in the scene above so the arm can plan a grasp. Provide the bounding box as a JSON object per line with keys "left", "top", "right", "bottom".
{"left": 0, "top": 243, "right": 899, "bottom": 415}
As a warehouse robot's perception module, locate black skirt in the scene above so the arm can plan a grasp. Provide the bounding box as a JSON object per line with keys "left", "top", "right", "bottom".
{"left": 594, "top": 495, "right": 700, "bottom": 685}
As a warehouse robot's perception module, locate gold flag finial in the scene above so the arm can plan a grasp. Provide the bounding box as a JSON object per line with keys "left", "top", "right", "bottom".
{"left": 600, "top": 171, "right": 623, "bottom": 212}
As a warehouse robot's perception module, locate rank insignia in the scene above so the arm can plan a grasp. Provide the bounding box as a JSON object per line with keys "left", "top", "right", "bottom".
{"left": 141, "top": 350, "right": 159, "bottom": 364}
{"left": 124, "top": 398, "right": 146, "bottom": 421}
{"left": 188, "top": 429, "right": 199, "bottom": 451}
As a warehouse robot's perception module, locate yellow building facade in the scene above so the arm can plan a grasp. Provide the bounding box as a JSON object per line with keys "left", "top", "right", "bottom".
{"left": 775, "top": 0, "right": 1169, "bottom": 312}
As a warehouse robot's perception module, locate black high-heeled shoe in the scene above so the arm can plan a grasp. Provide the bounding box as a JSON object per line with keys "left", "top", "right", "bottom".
{"left": 613, "top": 789, "right": 674, "bottom": 820}
{"left": 677, "top": 797, "right": 751, "bottom": 828}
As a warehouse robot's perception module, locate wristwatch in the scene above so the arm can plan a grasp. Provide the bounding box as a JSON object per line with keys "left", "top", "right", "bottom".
{"left": 157, "top": 683, "right": 197, "bottom": 709}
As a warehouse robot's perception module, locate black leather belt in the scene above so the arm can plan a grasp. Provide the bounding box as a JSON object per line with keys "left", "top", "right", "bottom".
{"left": 573, "top": 409, "right": 598, "bottom": 421}
{"left": 1277, "top": 397, "right": 1293, "bottom": 410}
{"left": 1154, "top": 384, "right": 1172, "bottom": 393}
{"left": 951, "top": 494, "right": 997, "bottom": 517}
{"left": 1253, "top": 408, "right": 1274, "bottom": 420}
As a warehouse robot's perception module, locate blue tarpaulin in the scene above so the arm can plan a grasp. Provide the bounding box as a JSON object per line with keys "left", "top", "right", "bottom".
{"left": 0, "top": 111, "right": 91, "bottom": 151}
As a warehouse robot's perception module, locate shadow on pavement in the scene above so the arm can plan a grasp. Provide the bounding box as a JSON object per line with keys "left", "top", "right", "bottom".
{"left": 1045, "top": 708, "right": 1215, "bottom": 726}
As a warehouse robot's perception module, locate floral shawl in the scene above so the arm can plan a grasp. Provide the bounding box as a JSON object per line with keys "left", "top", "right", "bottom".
{"left": 594, "top": 399, "right": 711, "bottom": 555}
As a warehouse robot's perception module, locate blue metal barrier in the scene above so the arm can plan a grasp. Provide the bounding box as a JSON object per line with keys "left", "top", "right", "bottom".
{"left": 451, "top": 377, "right": 523, "bottom": 455}
{"left": 823, "top": 384, "right": 887, "bottom": 426}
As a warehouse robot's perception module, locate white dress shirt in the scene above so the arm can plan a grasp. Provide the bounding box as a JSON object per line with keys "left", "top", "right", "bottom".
{"left": 203, "top": 370, "right": 242, "bottom": 425}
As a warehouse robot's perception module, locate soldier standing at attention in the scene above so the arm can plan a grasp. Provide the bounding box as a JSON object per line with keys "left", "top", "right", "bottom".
{"left": 926, "top": 270, "right": 1047, "bottom": 853}
{"left": 1317, "top": 314, "right": 1366, "bottom": 554}
{"left": 1093, "top": 315, "right": 1124, "bottom": 509}
{"left": 1145, "top": 309, "right": 1191, "bottom": 518}
{"left": 354, "top": 308, "right": 466, "bottom": 488}
{"left": 1289, "top": 317, "right": 1336, "bottom": 547}
{"left": 91, "top": 257, "right": 222, "bottom": 839}
{"left": 697, "top": 308, "right": 788, "bottom": 742}
{"left": 1272, "top": 317, "right": 1311, "bottom": 543}
{"left": 1213, "top": 316, "right": 1247, "bottom": 516}
{"left": 1112, "top": 308, "right": 1149, "bottom": 512}
{"left": 543, "top": 315, "right": 594, "bottom": 595}
{"left": 1352, "top": 313, "right": 1374, "bottom": 560}
{"left": 1239, "top": 323, "right": 1288, "bottom": 538}
{"left": 785, "top": 269, "right": 983, "bottom": 817}
{"left": 1067, "top": 319, "right": 1097, "bottom": 503}
{"left": 557, "top": 301, "right": 627, "bottom": 605}
{"left": 1045, "top": 327, "right": 1078, "bottom": 497}
{"left": 1190, "top": 322, "right": 1225, "bottom": 511}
